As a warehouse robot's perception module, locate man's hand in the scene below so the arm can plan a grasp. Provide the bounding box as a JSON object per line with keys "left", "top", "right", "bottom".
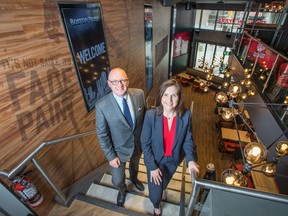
{"left": 109, "top": 157, "right": 121, "bottom": 168}
{"left": 150, "top": 168, "right": 162, "bottom": 185}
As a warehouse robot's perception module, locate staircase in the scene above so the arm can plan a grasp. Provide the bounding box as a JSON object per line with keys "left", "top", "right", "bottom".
{"left": 77, "top": 156, "right": 192, "bottom": 216}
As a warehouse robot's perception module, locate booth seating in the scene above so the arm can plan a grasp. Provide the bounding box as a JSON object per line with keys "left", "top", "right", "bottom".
{"left": 221, "top": 141, "right": 238, "bottom": 159}
{"left": 220, "top": 141, "right": 247, "bottom": 160}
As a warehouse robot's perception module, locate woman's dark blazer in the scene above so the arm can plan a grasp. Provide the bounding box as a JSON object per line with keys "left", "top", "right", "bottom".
{"left": 141, "top": 108, "right": 197, "bottom": 171}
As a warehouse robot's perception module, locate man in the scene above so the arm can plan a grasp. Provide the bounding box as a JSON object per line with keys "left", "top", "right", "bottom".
{"left": 95, "top": 68, "right": 145, "bottom": 207}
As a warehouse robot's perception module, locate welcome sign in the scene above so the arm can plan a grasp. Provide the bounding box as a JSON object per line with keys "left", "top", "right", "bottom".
{"left": 58, "top": 2, "right": 111, "bottom": 112}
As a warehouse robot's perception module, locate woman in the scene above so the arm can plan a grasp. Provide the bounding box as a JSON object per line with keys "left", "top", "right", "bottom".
{"left": 141, "top": 79, "right": 199, "bottom": 216}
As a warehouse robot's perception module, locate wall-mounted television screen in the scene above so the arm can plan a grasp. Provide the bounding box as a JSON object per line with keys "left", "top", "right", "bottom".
{"left": 58, "top": 2, "right": 111, "bottom": 112}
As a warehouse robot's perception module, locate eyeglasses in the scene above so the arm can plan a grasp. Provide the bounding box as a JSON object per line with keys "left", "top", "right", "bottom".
{"left": 109, "top": 79, "right": 129, "bottom": 85}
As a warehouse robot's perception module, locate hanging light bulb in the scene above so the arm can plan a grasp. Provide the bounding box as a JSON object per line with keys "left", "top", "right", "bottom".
{"left": 200, "top": 81, "right": 205, "bottom": 87}
{"left": 244, "top": 142, "right": 267, "bottom": 164}
{"left": 275, "top": 141, "right": 288, "bottom": 156}
{"left": 240, "top": 79, "right": 245, "bottom": 85}
{"left": 222, "top": 108, "right": 233, "bottom": 121}
{"left": 206, "top": 73, "right": 213, "bottom": 80}
{"left": 225, "top": 71, "right": 231, "bottom": 78}
{"left": 284, "top": 96, "right": 288, "bottom": 104}
{"left": 260, "top": 75, "right": 266, "bottom": 80}
{"left": 247, "top": 89, "right": 255, "bottom": 96}
{"left": 215, "top": 92, "right": 228, "bottom": 103}
{"left": 204, "top": 86, "right": 209, "bottom": 92}
{"left": 228, "top": 83, "right": 242, "bottom": 98}
{"left": 241, "top": 93, "right": 247, "bottom": 100}
{"left": 261, "top": 163, "right": 276, "bottom": 177}
{"left": 244, "top": 68, "right": 249, "bottom": 74}
{"left": 221, "top": 169, "right": 247, "bottom": 187}
{"left": 245, "top": 79, "right": 251, "bottom": 87}
{"left": 223, "top": 82, "right": 229, "bottom": 88}
{"left": 246, "top": 74, "right": 252, "bottom": 79}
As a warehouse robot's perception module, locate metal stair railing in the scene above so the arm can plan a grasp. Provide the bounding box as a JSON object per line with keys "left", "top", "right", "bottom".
{"left": 185, "top": 171, "right": 288, "bottom": 216}
{"left": 0, "top": 130, "right": 96, "bottom": 206}
{"left": 179, "top": 159, "right": 187, "bottom": 216}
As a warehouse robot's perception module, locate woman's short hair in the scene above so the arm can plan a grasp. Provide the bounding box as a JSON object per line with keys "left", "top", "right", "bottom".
{"left": 156, "top": 79, "right": 185, "bottom": 117}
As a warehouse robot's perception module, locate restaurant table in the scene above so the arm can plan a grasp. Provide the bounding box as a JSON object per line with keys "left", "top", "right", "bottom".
{"left": 177, "top": 72, "right": 194, "bottom": 81}
{"left": 221, "top": 128, "right": 251, "bottom": 143}
{"left": 251, "top": 165, "right": 279, "bottom": 193}
{"left": 193, "top": 78, "right": 207, "bottom": 85}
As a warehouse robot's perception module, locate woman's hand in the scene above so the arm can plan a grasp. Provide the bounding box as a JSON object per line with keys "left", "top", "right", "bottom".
{"left": 150, "top": 168, "right": 162, "bottom": 185}
{"left": 188, "top": 161, "right": 199, "bottom": 175}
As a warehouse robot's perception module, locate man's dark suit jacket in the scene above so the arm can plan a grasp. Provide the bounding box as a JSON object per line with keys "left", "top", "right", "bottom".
{"left": 95, "top": 88, "right": 145, "bottom": 162}
{"left": 141, "top": 108, "right": 197, "bottom": 171}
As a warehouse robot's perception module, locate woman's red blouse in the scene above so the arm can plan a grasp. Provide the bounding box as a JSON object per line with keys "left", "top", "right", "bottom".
{"left": 163, "top": 116, "right": 176, "bottom": 156}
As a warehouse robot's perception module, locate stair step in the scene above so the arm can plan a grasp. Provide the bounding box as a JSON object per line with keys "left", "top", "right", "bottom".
{"left": 139, "top": 157, "right": 191, "bottom": 174}
{"left": 100, "top": 173, "right": 191, "bottom": 205}
{"left": 86, "top": 183, "right": 181, "bottom": 216}
{"left": 124, "top": 169, "right": 192, "bottom": 193}
{"left": 128, "top": 162, "right": 192, "bottom": 183}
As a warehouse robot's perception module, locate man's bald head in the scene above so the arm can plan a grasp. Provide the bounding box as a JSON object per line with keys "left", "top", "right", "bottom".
{"left": 108, "top": 68, "right": 128, "bottom": 81}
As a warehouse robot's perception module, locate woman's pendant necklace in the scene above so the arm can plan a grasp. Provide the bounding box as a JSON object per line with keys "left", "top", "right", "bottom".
{"left": 164, "top": 110, "right": 175, "bottom": 120}
{"left": 167, "top": 113, "right": 174, "bottom": 120}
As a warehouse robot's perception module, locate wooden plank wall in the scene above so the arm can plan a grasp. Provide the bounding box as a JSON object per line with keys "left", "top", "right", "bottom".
{"left": 0, "top": 0, "right": 171, "bottom": 214}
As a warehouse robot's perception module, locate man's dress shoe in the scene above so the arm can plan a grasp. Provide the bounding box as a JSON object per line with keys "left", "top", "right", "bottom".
{"left": 117, "top": 191, "right": 126, "bottom": 207}
{"left": 132, "top": 180, "right": 144, "bottom": 191}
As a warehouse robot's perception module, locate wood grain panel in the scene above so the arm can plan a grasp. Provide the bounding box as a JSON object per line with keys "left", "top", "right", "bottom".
{"left": 0, "top": 0, "right": 171, "bottom": 215}
{"left": 181, "top": 84, "right": 231, "bottom": 181}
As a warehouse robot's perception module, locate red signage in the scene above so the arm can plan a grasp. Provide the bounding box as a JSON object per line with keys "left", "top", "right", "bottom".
{"left": 173, "top": 32, "right": 190, "bottom": 57}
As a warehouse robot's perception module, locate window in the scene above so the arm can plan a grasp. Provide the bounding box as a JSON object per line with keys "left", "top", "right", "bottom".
{"left": 194, "top": 42, "right": 231, "bottom": 78}
{"left": 194, "top": 9, "right": 201, "bottom": 29}
{"left": 195, "top": 42, "right": 206, "bottom": 69}
{"left": 214, "top": 46, "right": 226, "bottom": 76}
{"left": 201, "top": 10, "right": 216, "bottom": 30}
{"left": 232, "top": 11, "right": 245, "bottom": 33}
{"left": 205, "top": 44, "right": 216, "bottom": 64}
{"left": 196, "top": 9, "right": 245, "bottom": 32}
{"left": 215, "top": 10, "right": 235, "bottom": 32}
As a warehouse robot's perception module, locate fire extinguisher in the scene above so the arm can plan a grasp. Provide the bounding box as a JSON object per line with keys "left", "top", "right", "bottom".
{"left": 11, "top": 175, "right": 44, "bottom": 207}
